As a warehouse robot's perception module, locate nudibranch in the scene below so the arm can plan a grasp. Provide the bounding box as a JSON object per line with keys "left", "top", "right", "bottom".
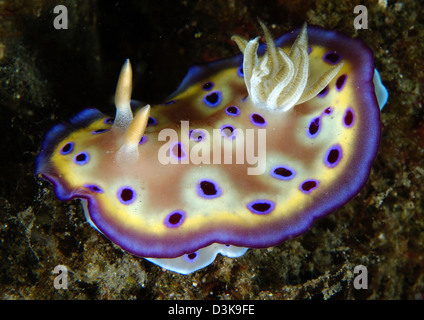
{"left": 36, "top": 23, "right": 388, "bottom": 274}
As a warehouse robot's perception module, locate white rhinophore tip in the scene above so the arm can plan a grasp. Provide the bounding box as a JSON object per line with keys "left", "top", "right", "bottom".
{"left": 113, "top": 59, "right": 134, "bottom": 131}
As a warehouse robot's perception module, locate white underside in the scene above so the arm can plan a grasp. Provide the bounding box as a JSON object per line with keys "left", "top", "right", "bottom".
{"left": 146, "top": 244, "right": 248, "bottom": 275}
{"left": 81, "top": 199, "right": 248, "bottom": 274}
{"left": 373, "top": 68, "right": 389, "bottom": 110}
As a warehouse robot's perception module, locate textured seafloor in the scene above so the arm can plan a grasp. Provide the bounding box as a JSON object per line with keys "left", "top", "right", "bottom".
{"left": 0, "top": 0, "right": 423, "bottom": 299}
